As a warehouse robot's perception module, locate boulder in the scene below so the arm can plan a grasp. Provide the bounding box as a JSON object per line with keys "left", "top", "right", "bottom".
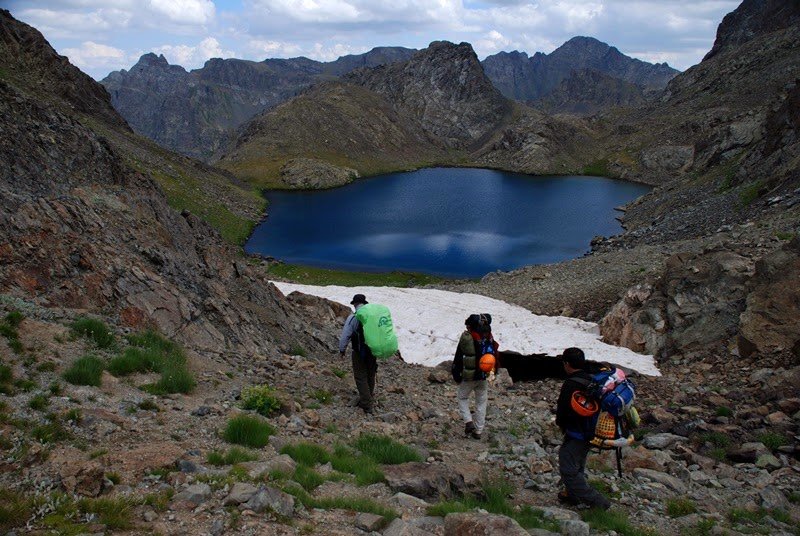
{"left": 444, "top": 512, "right": 529, "bottom": 535}
{"left": 382, "top": 462, "right": 466, "bottom": 500}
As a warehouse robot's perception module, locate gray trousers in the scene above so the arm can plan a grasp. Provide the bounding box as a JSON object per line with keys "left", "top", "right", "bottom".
{"left": 352, "top": 350, "right": 377, "bottom": 411}
{"left": 558, "top": 437, "right": 611, "bottom": 509}
{"left": 457, "top": 380, "right": 488, "bottom": 433}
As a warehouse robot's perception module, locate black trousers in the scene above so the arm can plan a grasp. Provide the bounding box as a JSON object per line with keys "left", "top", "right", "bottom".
{"left": 558, "top": 436, "right": 611, "bottom": 509}
{"left": 352, "top": 348, "right": 377, "bottom": 411}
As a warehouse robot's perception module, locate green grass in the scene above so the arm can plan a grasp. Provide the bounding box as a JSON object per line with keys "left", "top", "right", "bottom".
{"left": 62, "top": 355, "right": 104, "bottom": 387}
{"left": 207, "top": 447, "right": 259, "bottom": 466}
{"left": 108, "top": 346, "right": 164, "bottom": 376}
{"left": 582, "top": 158, "right": 611, "bottom": 177}
{"left": 667, "top": 497, "right": 697, "bottom": 517}
{"left": 738, "top": 180, "right": 763, "bottom": 207}
{"left": 138, "top": 399, "right": 160, "bottom": 412}
{"left": 289, "top": 344, "right": 308, "bottom": 357}
{"left": 427, "top": 479, "right": 558, "bottom": 531}
{"left": 223, "top": 415, "right": 275, "bottom": 448}
{"left": 331, "top": 367, "right": 348, "bottom": 379}
{"left": 699, "top": 431, "right": 731, "bottom": 449}
{"left": 581, "top": 507, "right": 659, "bottom": 536}
{"left": 0, "top": 488, "right": 31, "bottom": 532}
{"left": 150, "top": 363, "right": 195, "bottom": 394}
{"left": 311, "top": 389, "right": 332, "bottom": 405}
{"left": 715, "top": 406, "right": 733, "bottom": 417}
{"left": 293, "top": 464, "right": 328, "bottom": 491}
{"left": 681, "top": 518, "right": 716, "bottom": 536}
{"left": 71, "top": 317, "right": 115, "bottom": 349}
{"left": 280, "top": 442, "right": 331, "bottom": 466}
{"left": 0, "top": 363, "right": 12, "bottom": 384}
{"left": 331, "top": 444, "right": 384, "bottom": 486}
{"left": 776, "top": 232, "right": 796, "bottom": 241}
{"left": 266, "top": 262, "right": 449, "bottom": 286}
{"left": 32, "top": 418, "right": 70, "bottom": 444}
{"left": 240, "top": 384, "right": 282, "bottom": 417}
{"left": 758, "top": 432, "right": 788, "bottom": 451}
{"left": 0, "top": 311, "right": 23, "bottom": 354}
{"left": 354, "top": 434, "right": 422, "bottom": 464}
{"left": 283, "top": 484, "right": 397, "bottom": 527}
{"left": 4, "top": 311, "right": 23, "bottom": 328}
{"left": 28, "top": 394, "right": 50, "bottom": 411}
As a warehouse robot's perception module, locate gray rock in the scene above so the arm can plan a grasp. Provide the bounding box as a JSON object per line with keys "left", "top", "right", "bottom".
{"left": 355, "top": 512, "right": 385, "bottom": 532}
{"left": 173, "top": 483, "right": 211, "bottom": 505}
{"left": 759, "top": 486, "right": 790, "bottom": 510}
{"left": 242, "top": 486, "right": 294, "bottom": 517}
{"left": 382, "top": 462, "right": 466, "bottom": 500}
{"left": 444, "top": 512, "right": 528, "bottom": 535}
{"left": 223, "top": 482, "right": 258, "bottom": 506}
{"left": 384, "top": 517, "right": 445, "bottom": 536}
{"left": 755, "top": 454, "right": 782, "bottom": 470}
{"left": 633, "top": 468, "right": 687, "bottom": 493}
{"left": 541, "top": 506, "right": 580, "bottom": 522}
{"left": 642, "top": 433, "right": 688, "bottom": 449}
{"left": 560, "top": 519, "right": 591, "bottom": 536}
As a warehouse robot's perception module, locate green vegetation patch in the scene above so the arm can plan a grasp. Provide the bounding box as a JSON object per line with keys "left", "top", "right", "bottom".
{"left": 758, "top": 432, "right": 788, "bottom": 451}
{"left": 738, "top": 180, "right": 764, "bottom": 207}
{"left": 354, "top": 434, "right": 422, "bottom": 465}
{"left": 62, "top": 355, "right": 104, "bottom": 387}
{"left": 0, "top": 488, "right": 31, "bottom": 532}
{"left": 582, "top": 158, "right": 611, "bottom": 177}
{"left": 581, "top": 507, "right": 660, "bottom": 536}
{"left": 265, "top": 262, "right": 449, "bottom": 286}
{"left": 71, "top": 317, "right": 115, "bottom": 349}
{"left": 283, "top": 484, "right": 397, "bottom": 528}
{"left": 427, "top": 479, "right": 558, "bottom": 531}
{"left": 0, "top": 311, "right": 24, "bottom": 354}
{"left": 223, "top": 415, "right": 275, "bottom": 448}
{"left": 240, "top": 384, "right": 282, "bottom": 417}
{"left": 207, "top": 447, "right": 259, "bottom": 466}
{"left": 123, "top": 330, "right": 194, "bottom": 395}
{"left": 667, "top": 497, "right": 697, "bottom": 517}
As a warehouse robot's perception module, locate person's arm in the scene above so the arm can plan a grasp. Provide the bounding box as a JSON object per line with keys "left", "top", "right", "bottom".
{"left": 452, "top": 332, "right": 468, "bottom": 383}
{"left": 338, "top": 314, "right": 357, "bottom": 354}
{"left": 555, "top": 379, "right": 575, "bottom": 431}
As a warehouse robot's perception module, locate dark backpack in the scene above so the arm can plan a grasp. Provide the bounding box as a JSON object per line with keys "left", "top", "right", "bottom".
{"left": 574, "top": 364, "right": 636, "bottom": 417}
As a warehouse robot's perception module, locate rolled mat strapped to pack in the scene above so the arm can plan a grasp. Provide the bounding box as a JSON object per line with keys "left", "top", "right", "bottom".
{"left": 355, "top": 303, "right": 399, "bottom": 359}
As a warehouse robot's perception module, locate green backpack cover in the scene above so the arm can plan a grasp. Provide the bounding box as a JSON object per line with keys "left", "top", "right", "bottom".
{"left": 355, "top": 303, "right": 398, "bottom": 359}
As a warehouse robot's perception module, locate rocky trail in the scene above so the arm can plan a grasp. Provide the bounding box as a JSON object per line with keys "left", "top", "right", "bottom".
{"left": 1, "top": 294, "right": 798, "bottom": 536}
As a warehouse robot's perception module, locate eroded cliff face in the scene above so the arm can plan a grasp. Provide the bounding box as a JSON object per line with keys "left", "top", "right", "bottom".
{"left": 0, "top": 10, "right": 323, "bottom": 358}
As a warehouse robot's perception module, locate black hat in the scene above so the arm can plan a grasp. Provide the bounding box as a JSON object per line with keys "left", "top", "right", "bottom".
{"left": 350, "top": 294, "right": 368, "bottom": 305}
{"left": 561, "top": 347, "right": 585, "bottom": 368}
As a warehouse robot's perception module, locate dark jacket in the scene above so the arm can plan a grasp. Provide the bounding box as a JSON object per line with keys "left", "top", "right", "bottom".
{"left": 452, "top": 330, "right": 488, "bottom": 383}
{"left": 556, "top": 361, "right": 604, "bottom": 439}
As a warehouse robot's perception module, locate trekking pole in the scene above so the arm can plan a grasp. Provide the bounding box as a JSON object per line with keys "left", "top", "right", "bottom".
{"left": 615, "top": 447, "right": 623, "bottom": 477}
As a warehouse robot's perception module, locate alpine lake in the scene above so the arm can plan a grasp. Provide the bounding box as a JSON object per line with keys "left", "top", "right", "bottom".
{"left": 246, "top": 168, "right": 651, "bottom": 278}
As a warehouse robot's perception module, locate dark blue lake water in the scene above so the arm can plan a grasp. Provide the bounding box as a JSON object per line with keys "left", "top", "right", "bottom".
{"left": 246, "top": 168, "right": 650, "bottom": 278}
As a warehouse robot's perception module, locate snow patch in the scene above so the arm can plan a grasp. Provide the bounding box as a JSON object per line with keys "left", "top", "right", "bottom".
{"left": 272, "top": 282, "right": 660, "bottom": 376}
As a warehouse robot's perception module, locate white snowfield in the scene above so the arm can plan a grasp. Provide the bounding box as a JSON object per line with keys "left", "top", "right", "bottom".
{"left": 271, "top": 282, "right": 661, "bottom": 377}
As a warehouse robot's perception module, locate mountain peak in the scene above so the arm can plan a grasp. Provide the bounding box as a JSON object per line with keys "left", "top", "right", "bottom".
{"left": 704, "top": 0, "right": 800, "bottom": 60}
{"left": 137, "top": 52, "right": 170, "bottom": 67}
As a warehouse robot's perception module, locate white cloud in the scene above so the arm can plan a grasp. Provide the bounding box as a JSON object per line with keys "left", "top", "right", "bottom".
{"left": 307, "top": 42, "right": 367, "bottom": 62}
{"left": 61, "top": 40, "right": 128, "bottom": 71}
{"left": 147, "top": 0, "right": 216, "bottom": 26}
{"left": 154, "top": 37, "right": 236, "bottom": 69}
{"left": 246, "top": 39, "right": 303, "bottom": 58}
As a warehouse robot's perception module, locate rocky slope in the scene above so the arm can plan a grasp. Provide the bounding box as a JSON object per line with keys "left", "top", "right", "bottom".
{"left": 102, "top": 48, "right": 415, "bottom": 160}
{"left": 534, "top": 68, "right": 645, "bottom": 116}
{"left": 482, "top": 36, "right": 678, "bottom": 103}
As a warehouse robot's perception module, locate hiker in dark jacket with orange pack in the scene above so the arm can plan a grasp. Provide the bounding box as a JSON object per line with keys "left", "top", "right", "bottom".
{"left": 555, "top": 347, "right": 611, "bottom": 510}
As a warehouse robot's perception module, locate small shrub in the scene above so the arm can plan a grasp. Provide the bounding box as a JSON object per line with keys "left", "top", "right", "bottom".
{"left": 137, "top": 399, "right": 159, "bottom": 412}
{"left": 28, "top": 394, "right": 50, "bottom": 411}
{"left": 48, "top": 382, "right": 62, "bottom": 396}
{"left": 728, "top": 507, "right": 766, "bottom": 524}
{"left": 293, "top": 465, "right": 326, "bottom": 491}
{"left": 37, "top": 361, "right": 57, "bottom": 373}
{"left": 142, "top": 489, "right": 174, "bottom": 512}
{"left": 709, "top": 448, "right": 727, "bottom": 462}
{"left": 311, "top": 389, "right": 332, "bottom": 405}
{"left": 281, "top": 442, "right": 330, "bottom": 466}
{"left": 71, "top": 318, "right": 115, "bottom": 349}
{"left": 581, "top": 508, "right": 656, "bottom": 536}
{"left": 64, "top": 408, "right": 82, "bottom": 424}
{"left": 715, "top": 406, "right": 733, "bottom": 417}
{"left": 789, "top": 491, "right": 800, "bottom": 504}
{"left": 776, "top": 231, "right": 795, "bottom": 241}
{"left": 240, "top": 384, "right": 282, "bottom": 417}
{"left": 331, "top": 367, "right": 348, "bottom": 379}
{"left": 0, "top": 488, "right": 31, "bottom": 532}
{"left": 758, "top": 432, "right": 788, "bottom": 451}
{"left": 330, "top": 444, "right": 383, "bottom": 486}
{"left": 106, "top": 472, "right": 121, "bottom": 485}
{"left": 699, "top": 431, "right": 730, "bottom": 449}
{"left": 152, "top": 364, "right": 195, "bottom": 394}
{"left": 32, "top": 419, "right": 70, "bottom": 444}
{"left": 681, "top": 518, "right": 716, "bottom": 536}
{"left": 78, "top": 497, "right": 133, "bottom": 530}
{"left": 207, "top": 447, "right": 259, "bottom": 466}
{"left": 0, "top": 363, "right": 12, "bottom": 384}
{"left": 14, "top": 379, "right": 36, "bottom": 391}
{"left": 108, "top": 347, "right": 163, "bottom": 376}
{"left": 354, "top": 434, "right": 422, "bottom": 465}
{"left": 289, "top": 344, "right": 307, "bottom": 357}
{"left": 223, "top": 415, "right": 275, "bottom": 448}
{"left": 4, "top": 311, "right": 23, "bottom": 328}
{"left": 738, "top": 181, "right": 763, "bottom": 207}
{"left": 62, "top": 356, "right": 104, "bottom": 386}
{"left": 667, "top": 497, "right": 697, "bottom": 517}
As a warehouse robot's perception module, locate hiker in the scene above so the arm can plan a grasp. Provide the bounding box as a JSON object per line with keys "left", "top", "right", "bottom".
{"left": 339, "top": 293, "right": 377, "bottom": 414}
{"left": 452, "top": 314, "right": 498, "bottom": 440}
{"left": 555, "top": 347, "right": 612, "bottom": 510}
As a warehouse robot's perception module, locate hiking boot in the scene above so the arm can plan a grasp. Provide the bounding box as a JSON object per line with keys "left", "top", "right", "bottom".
{"left": 464, "top": 422, "right": 475, "bottom": 436}
{"left": 557, "top": 490, "right": 578, "bottom": 505}
{"left": 470, "top": 430, "right": 482, "bottom": 440}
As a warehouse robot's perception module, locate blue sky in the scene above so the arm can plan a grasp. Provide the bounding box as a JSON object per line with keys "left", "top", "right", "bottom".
{"left": 5, "top": 0, "right": 740, "bottom": 80}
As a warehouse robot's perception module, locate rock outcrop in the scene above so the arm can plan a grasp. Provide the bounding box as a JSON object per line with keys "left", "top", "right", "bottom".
{"left": 102, "top": 47, "right": 415, "bottom": 160}
{"left": 482, "top": 36, "right": 678, "bottom": 103}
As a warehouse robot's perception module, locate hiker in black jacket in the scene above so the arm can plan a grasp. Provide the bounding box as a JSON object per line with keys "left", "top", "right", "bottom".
{"left": 555, "top": 347, "right": 611, "bottom": 510}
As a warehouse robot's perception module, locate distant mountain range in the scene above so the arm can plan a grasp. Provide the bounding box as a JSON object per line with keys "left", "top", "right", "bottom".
{"left": 101, "top": 37, "right": 677, "bottom": 161}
